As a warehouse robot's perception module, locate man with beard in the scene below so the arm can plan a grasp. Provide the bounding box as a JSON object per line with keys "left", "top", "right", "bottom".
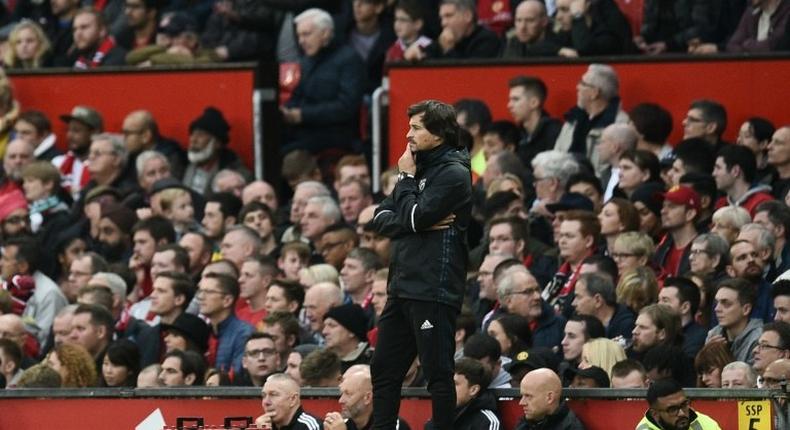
{"left": 114, "top": 0, "right": 158, "bottom": 51}
{"left": 52, "top": 106, "right": 103, "bottom": 200}
{"left": 0, "top": 139, "right": 34, "bottom": 197}
{"left": 0, "top": 190, "right": 30, "bottom": 240}
{"left": 62, "top": 8, "right": 127, "bottom": 68}
{"left": 636, "top": 379, "right": 721, "bottom": 430}
{"left": 727, "top": 240, "right": 773, "bottom": 322}
{"left": 323, "top": 365, "right": 411, "bottom": 430}
{"left": 96, "top": 203, "right": 137, "bottom": 263}
{"left": 182, "top": 107, "right": 250, "bottom": 196}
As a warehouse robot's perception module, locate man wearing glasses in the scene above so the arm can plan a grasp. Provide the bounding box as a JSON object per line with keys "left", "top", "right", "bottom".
{"left": 752, "top": 321, "right": 790, "bottom": 385}
{"left": 197, "top": 272, "right": 253, "bottom": 374}
{"left": 681, "top": 100, "right": 728, "bottom": 153}
{"left": 637, "top": 379, "right": 722, "bottom": 430}
{"left": 235, "top": 333, "right": 281, "bottom": 387}
{"left": 497, "top": 265, "right": 565, "bottom": 349}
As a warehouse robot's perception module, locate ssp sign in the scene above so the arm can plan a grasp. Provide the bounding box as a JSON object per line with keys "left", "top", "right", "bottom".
{"left": 738, "top": 400, "right": 771, "bottom": 430}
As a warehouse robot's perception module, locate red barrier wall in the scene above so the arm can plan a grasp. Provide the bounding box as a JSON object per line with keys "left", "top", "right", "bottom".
{"left": 387, "top": 58, "right": 790, "bottom": 166}
{"left": 0, "top": 396, "right": 748, "bottom": 429}
{"left": 8, "top": 67, "right": 256, "bottom": 169}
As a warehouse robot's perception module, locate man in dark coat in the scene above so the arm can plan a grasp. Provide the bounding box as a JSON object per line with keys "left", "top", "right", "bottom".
{"left": 422, "top": 0, "right": 501, "bottom": 59}
{"left": 425, "top": 358, "right": 501, "bottom": 430}
{"left": 281, "top": 8, "right": 365, "bottom": 154}
{"left": 59, "top": 8, "right": 127, "bottom": 68}
{"left": 515, "top": 368, "right": 585, "bottom": 430}
{"left": 553, "top": 0, "right": 634, "bottom": 56}
{"left": 369, "top": 100, "right": 472, "bottom": 430}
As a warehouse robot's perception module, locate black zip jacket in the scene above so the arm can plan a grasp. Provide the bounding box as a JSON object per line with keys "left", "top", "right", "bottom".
{"left": 424, "top": 390, "right": 501, "bottom": 430}
{"left": 369, "top": 144, "right": 473, "bottom": 310}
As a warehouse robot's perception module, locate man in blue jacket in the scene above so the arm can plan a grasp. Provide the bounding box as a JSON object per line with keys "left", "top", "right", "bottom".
{"left": 369, "top": 100, "right": 472, "bottom": 430}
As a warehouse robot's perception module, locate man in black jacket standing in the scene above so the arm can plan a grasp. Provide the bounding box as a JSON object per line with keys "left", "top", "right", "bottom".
{"left": 369, "top": 100, "right": 472, "bottom": 430}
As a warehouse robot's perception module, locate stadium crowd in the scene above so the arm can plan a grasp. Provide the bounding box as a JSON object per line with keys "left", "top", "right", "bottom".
{"left": 0, "top": 0, "right": 788, "bottom": 429}
{"left": 0, "top": 0, "right": 787, "bottom": 70}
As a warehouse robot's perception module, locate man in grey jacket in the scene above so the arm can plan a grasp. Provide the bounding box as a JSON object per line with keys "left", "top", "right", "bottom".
{"left": 706, "top": 278, "right": 763, "bottom": 364}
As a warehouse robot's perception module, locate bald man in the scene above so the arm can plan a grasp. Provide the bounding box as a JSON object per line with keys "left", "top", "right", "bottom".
{"left": 763, "top": 358, "right": 790, "bottom": 389}
{"left": 3, "top": 139, "right": 34, "bottom": 182}
{"left": 257, "top": 373, "right": 321, "bottom": 429}
{"left": 324, "top": 365, "right": 411, "bottom": 430}
{"left": 503, "top": 0, "right": 559, "bottom": 58}
{"left": 598, "top": 123, "right": 638, "bottom": 200}
{"left": 303, "top": 282, "right": 343, "bottom": 343}
{"left": 0, "top": 314, "right": 35, "bottom": 369}
{"left": 516, "top": 368, "right": 584, "bottom": 429}
{"left": 0, "top": 314, "right": 26, "bottom": 350}
{"left": 242, "top": 180, "right": 279, "bottom": 210}
{"left": 122, "top": 110, "right": 186, "bottom": 179}
{"left": 763, "top": 358, "right": 790, "bottom": 429}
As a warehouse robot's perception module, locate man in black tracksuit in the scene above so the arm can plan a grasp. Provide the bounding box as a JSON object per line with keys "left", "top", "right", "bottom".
{"left": 369, "top": 100, "right": 473, "bottom": 430}
{"left": 424, "top": 358, "right": 502, "bottom": 430}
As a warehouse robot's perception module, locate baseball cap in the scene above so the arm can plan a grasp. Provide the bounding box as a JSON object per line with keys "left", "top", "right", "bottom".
{"left": 158, "top": 12, "right": 198, "bottom": 37}
{"left": 59, "top": 105, "right": 103, "bottom": 131}
{"left": 546, "top": 192, "right": 594, "bottom": 213}
{"left": 662, "top": 185, "right": 700, "bottom": 212}
{"left": 568, "top": 365, "right": 610, "bottom": 388}
{"left": 503, "top": 348, "right": 560, "bottom": 374}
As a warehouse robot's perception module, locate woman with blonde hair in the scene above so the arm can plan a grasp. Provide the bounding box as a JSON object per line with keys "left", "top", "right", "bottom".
{"left": 616, "top": 266, "right": 659, "bottom": 313}
{"left": 485, "top": 173, "right": 524, "bottom": 198}
{"left": 297, "top": 263, "right": 339, "bottom": 288}
{"left": 0, "top": 69, "right": 20, "bottom": 160}
{"left": 3, "top": 20, "right": 51, "bottom": 69}
{"left": 578, "top": 337, "right": 626, "bottom": 379}
{"left": 710, "top": 206, "right": 751, "bottom": 244}
{"left": 46, "top": 343, "right": 98, "bottom": 387}
{"left": 611, "top": 231, "right": 654, "bottom": 275}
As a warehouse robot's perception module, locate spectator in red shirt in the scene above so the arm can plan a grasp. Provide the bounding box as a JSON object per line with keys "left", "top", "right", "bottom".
{"left": 386, "top": 0, "right": 432, "bottom": 63}
{"left": 653, "top": 186, "right": 700, "bottom": 277}
{"left": 236, "top": 256, "right": 276, "bottom": 329}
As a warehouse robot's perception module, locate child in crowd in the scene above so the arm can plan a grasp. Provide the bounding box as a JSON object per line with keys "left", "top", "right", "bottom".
{"left": 385, "top": 0, "right": 432, "bottom": 63}
{"left": 278, "top": 241, "right": 311, "bottom": 281}
{"left": 158, "top": 188, "right": 199, "bottom": 239}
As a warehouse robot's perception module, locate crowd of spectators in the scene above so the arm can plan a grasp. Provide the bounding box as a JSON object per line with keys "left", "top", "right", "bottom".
{"left": 0, "top": 0, "right": 785, "bottom": 72}
{"left": 0, "top": 0, "right": 788, "bottom": 429}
